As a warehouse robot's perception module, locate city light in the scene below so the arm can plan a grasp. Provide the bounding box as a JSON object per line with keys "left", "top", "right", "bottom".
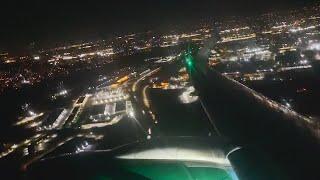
{"left": 33, "top": 56, "right": 40, "bottom": 60}
{"left": 179, "top": 86, "right": 199, "bottom": 104}
{"left": 1, "top": 3, "right": 320, "bottom": 179}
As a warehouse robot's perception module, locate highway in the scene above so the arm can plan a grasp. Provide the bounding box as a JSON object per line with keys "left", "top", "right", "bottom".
{"left": 129, "top": 67, "right": 162, "bottom": 138}
{"left": 132, "top": 68, "right": 161, "bottom": 92}
{"left": 142, "top": 85, "right": 150, "bottom": 108}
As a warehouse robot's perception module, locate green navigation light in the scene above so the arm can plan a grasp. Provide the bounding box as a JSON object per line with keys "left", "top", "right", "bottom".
{"left": 185, "top": 55, "right": 194, "bottom": 67}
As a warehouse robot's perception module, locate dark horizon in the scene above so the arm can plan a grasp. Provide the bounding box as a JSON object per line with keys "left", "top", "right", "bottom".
{"left": 0, "top": 0, "right": 318, "bottom": 54}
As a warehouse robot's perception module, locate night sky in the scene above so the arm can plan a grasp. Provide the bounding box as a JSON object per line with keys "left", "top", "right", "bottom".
{"left": 0, "top": 0, "right": 317, "bottom": 53}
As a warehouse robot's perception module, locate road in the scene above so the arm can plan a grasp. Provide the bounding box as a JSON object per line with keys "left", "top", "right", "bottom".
{"left": 129, "top": 67, "right": 162, "bottom": 138}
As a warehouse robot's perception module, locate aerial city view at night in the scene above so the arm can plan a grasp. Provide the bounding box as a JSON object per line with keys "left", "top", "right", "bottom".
{"left": 0, "top": 0, "right": 319, "bottom": 179}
